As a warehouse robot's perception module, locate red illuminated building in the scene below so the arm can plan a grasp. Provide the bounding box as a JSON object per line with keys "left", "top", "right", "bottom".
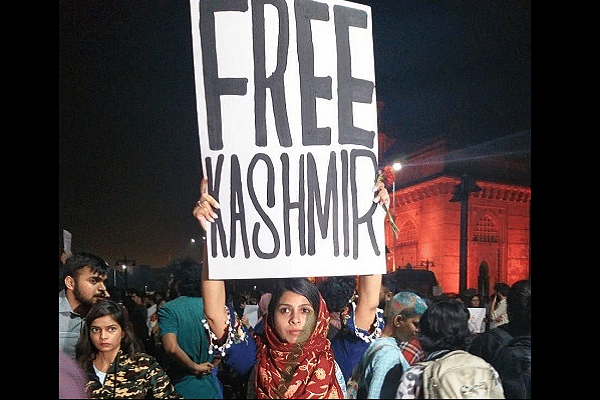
{"left": 380, "top": 133, "right": 531, "bottom": 295}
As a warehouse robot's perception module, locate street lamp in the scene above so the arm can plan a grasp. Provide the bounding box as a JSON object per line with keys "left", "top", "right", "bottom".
{"left": 390, "top": 162, "right": 402, "bottom": 271}
{"left": 122, "top": 264, "right": 128, "bottom": 291}
{"left": 116, "top": 257, "right": 135, "bottom": 291}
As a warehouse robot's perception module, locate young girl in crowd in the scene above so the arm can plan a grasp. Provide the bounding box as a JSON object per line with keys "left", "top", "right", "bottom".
{"left": 76, "top": 300, "right": 181, "bottom": 399}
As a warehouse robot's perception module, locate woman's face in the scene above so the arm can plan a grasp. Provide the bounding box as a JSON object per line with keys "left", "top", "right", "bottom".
{"left": 273, "top": 291, "right": 316, "bottom": 344}
{"left": 471, "top": 296, "right": 480, "bottom": 307}
{"left": 90, "top": 315, "right": 124, "bottom": 353}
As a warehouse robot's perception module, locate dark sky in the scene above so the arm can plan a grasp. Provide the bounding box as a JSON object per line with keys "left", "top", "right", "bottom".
{"left": 59, "top": 0, "right": 531, "bottom": 266}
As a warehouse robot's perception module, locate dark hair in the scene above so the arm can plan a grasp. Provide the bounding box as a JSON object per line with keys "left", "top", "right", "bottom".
{"left": 62, "top": 253, "right": 109, "bottom": 285}
{"left": 128, "top": 288, "right": 144, "bottom": 298}
{"left": 507, "top": 279, "right": 531, "bottom": 335}
{"left": 494, "top": 282, "right": 510, "bottom": 297}
{"left": 381, "top": 274, "right": 396, "bottom": 294}
{"left": 75, "top": 300, "right": 142, "bottom": 371}
{"left": 268, "top": 278, "right": 321, "bottom": 325}
{"left": 318, "top": 276, "right": 356, "bottom": 313}
{"left": 167, "top": 258, "right": 202, "bottom": 297}
{"left": 418, "top": 300, "right": 473, "bottom": 353}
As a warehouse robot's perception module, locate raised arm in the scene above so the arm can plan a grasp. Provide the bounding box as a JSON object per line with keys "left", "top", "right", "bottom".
{"left": 354, "top": 274, "right": 382, "bottom": 331}
{"left": 194, "top": 177, "right": 229, "bottom": 342}
{"left": 354, "top": 180, "right": 389, "bottom": 331}
{"left": 201, "top": 249, "right": 229, "bottom": 342}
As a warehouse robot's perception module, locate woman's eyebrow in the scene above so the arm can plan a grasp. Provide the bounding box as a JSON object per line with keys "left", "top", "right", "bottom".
{"left": 91, "top": 324, "right": 119, "bottom": 329}
{"left": 278, "top": 303, "right": 312, "bottom": 308}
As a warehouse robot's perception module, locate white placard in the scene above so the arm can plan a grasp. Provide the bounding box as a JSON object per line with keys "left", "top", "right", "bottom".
{"left": 467, "top": 308, "right": 487, "bottom": 333}
{"left": 63, "top": 229, "right": 72, "bottom": 257}
{"left": 190, "top": 0, "right": 384, "bottom": 279}
{"left": 243, "top": 304, "right": 261, "bottom": 328}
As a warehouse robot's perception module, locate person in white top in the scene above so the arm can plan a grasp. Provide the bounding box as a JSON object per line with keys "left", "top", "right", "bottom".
{"left": 489, "top": 283, "right": 510, "bottom": 329}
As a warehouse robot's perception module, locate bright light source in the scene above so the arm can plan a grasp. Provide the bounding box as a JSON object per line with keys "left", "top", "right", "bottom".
{"left": 392, "top": 162, "right": 402, "bottom": 171}
{"left": 191, "top": 239, "right": 196, "bottom": 243}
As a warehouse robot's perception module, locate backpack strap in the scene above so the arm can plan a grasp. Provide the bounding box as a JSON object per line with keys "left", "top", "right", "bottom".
{"left": 424, "top": 349, "right": 452, "bottom": 361}
{"left": 506, "top": 335, "right": 531, "bottom": 347}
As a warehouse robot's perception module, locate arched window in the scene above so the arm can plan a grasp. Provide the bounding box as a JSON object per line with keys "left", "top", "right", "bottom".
{"left": 473, "top": 215, "right": 499, "bottom": 243}
{"left": 398, "top": 220, "right": 417, "bottom": 246}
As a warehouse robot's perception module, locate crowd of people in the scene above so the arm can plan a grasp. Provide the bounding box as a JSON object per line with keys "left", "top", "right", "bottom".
{"left": 59, "top": 251, "right": 530, "bottom": 400}
{"left": 59, "top": 180, "right": 530, "bottom": 399}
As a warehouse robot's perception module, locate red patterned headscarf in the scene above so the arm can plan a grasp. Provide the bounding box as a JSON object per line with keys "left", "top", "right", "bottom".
{"left": 254, "top": 294, "right": 343, "bottom": 399}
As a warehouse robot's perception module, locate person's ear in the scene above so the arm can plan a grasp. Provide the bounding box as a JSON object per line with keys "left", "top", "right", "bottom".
{"left": 385, "top": 292, "right": 393, "bottom": 302}
{"left": 64, "top": 275, "right": 75, "bottom": 291}
{"left": 393, "top": 314, "right": 404, "bottom": 327}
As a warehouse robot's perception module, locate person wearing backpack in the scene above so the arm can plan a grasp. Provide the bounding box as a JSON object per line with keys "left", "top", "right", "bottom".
{"left": 469, "top": 280, "right": 531, "bottom": 398}
{"left": 396, "top": 300, "right": 504, "bottom": 399}
{"left": 347, "top": 291, "right": 427, "bottom": 399}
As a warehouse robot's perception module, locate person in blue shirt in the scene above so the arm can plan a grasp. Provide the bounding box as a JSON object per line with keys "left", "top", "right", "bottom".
{"left": 347, "top": 291, "right": 427, "bottom": 399}
{"left": 158, "top": 258, "right": 223, "bottom": 399}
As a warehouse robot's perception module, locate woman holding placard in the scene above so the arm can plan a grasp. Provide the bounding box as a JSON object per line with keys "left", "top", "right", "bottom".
{"left": 194, "top": 177, "right": 390, "bottom": 399}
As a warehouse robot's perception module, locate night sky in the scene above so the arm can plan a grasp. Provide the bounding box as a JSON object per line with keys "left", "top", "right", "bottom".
{"left": 59, "top": 0, "right": 531, "bottom": 267}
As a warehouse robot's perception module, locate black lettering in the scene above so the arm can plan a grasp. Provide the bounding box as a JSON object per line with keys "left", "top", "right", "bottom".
{"left": 334, "top": 5, "right": 375, "bottom": 148}
{"left": 253, "top": 0, "right": 292, "bottom": 148}
{"left": 205, "top": 155, "right": 228, "bottom": 258}
{"left": 248, "top": 153, "right": 280, "bottom": 259}
{"left": 281, "top": 153, "right": 306, "bottom": 256}
{"left": 230, "top": 155, "right": 250, "bottom": 258}
{"left": 306, "top": 152, "right": 339, "bottom": 256}
{"left": 295, "top": 0, "right": 332, "bottom": 146}
{"left": 200, "top": 0, "right": 249, "bottom": 150}
{"left": 350, "top": 149, "right": 379, "bottom": 259}
{"left": 341, "top": 149, "right": 350, "bottom": 257}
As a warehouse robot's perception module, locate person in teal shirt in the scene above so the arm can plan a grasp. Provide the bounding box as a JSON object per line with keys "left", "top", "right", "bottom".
{"left": 158, "top": 259, "right": 222, "bottom": 399}
{"left": 347, "top": 291, "right": 427, "bottom": 399}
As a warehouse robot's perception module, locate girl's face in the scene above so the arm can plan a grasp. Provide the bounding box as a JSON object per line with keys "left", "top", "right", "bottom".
{"left": 90, "top": 315, "right": 124, "bottom": 353}
{"left": 273, "top": 291, "right": 316, "bottom": 344}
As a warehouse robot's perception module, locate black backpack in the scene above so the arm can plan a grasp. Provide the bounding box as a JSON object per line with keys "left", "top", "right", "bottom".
{"left": 492, "top": 335, "right": 531, "bottom": 399}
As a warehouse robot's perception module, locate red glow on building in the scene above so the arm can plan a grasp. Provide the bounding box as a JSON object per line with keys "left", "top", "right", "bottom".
{"left": 384, "top": 176, "right": 530, "bottom": 294}
{"left": 378, "top": 128, "right": 531, "bottom": 296}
